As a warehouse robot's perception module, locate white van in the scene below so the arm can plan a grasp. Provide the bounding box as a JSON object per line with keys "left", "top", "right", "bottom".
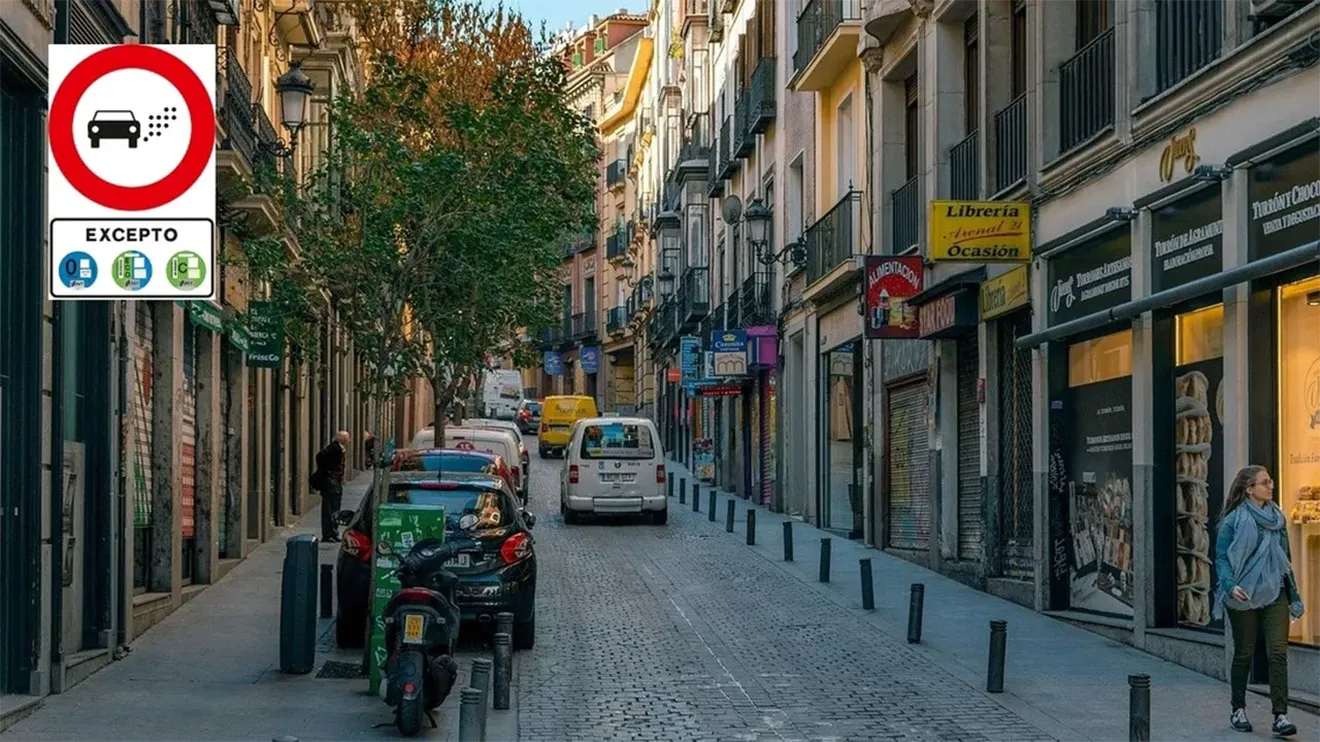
{"left": 560, "top": 417, "right": 666, "bottom": 525}
{"left": 482, "top": 369, "right": 525, "bottom": 420}
{"left": 410, "top": 425, "right": 526, "bottom": 500}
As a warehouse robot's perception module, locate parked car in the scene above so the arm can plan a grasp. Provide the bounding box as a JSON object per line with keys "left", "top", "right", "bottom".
{"left": 392, "top": 448, "right": 517, "bottom": 494}
{"left": 465, "top": 418, "right": 529, "bottom": 483}
{"left": 515, "top": 399, "right": 541, "bottom": 435}
{"left": 411, "top": 426, "right": 526, "bottom": 501}
{"left": 560, "top": 416, "right": 666, "bottom": 525}
{"left": 538, "top": 395, "right": 599, "bottom": 458}
{"left": 334, "top": 472, "right": 538, "bottom": 650}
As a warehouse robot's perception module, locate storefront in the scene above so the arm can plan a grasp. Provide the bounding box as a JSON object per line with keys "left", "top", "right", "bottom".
{"left": 817, "top": 304, "right": 863, "bottom": 539}
{"left": 981, "top": 266, "right": 1034, "bottom": 581}
{"left": 1041, "top": 223, "right": 1136, "bottom": 618}
{"left": 747, "top": 326, "right": 778, "bottom": 507}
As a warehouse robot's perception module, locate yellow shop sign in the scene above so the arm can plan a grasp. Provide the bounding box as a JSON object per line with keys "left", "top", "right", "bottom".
{"left": 980, "top": 264, "right": 1030, "bottom": 320}
{"left": 928, "top": 200, "right": 1032, "bottom": 262}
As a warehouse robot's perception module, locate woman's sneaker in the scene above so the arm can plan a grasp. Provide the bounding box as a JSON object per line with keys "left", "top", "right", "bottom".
{"left": 1230, "top": 708, "right": 1252, "bottom": 732}
{"left": 1272, "top": 714, "right": 1297, "bottom": 737}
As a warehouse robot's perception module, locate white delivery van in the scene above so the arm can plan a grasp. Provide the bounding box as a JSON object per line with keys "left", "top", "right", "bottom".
{"left": 560, "top": 417, "right": 666, "bottom": 525}
{"left": 482, "top": 369, "right": 525, "bottom": 420}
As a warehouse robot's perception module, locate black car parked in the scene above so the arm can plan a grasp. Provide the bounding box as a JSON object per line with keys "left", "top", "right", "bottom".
{"left": 334, "top": 472, "right": 538, "bottom": 650}
{"left": 515, "top": 399, "right": 541, "bottom": 435}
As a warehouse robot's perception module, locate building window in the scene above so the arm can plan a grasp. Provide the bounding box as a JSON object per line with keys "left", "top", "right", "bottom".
{"left": 964, "top": 15, "right": 979, "bottom": 137}
{"left": 1011, "top": 0, "right": 1026, "bottom": 98}
{"left": 1278, "top": 275, "right": 1320, "bottom": 646}
{"left": 1155, "top": 0, "right": 1222, "bottom": 94}
{"left": 904, "top": 74, "right": 919, "bottom": 180}
{"left": 836, "top": 92, "right": 855, "bottom": 198}
{"left": 1076, "top": 0, "right": 1113, "bottom": 48}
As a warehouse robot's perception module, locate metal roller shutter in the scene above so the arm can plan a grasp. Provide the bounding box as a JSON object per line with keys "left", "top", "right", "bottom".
{"left": 181, "top": 324, "right": 198, "bottom": 580}
{"left": 132, "top": 305, "right": 154, "bottom": 589}
{"left": 957, "top": 334, "right": 983, "bottom": 559}
{"left": 998, "top": 311, "right": 1034, "bottom": 579}
{"left": 217, "top": 347, "right": 232, "bottom": 558}
{"left": 887, "top": 380, "right": 931, "bottom": 550}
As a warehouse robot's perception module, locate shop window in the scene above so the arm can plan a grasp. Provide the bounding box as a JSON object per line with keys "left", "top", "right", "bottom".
{"left": 1278, "top": 275, "right": 1320, "bottom": 646}
{"left": 1174, "top": 304, "right": 1224, "bottom": 365}
{"left": 1067, "top": 329, "right": 1133, "bottom": 387}
{"left": 823, "top": 342, "right": 862, "bottom": 537}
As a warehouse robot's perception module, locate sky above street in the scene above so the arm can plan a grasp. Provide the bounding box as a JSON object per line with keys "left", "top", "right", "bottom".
{"left": 482, "top": 0, "right": 641, "bottom": 37}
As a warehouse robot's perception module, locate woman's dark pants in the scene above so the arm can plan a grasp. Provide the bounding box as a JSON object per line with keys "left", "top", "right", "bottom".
{"left": 1227, "top": 591, "right": 1290, "bottom": 715}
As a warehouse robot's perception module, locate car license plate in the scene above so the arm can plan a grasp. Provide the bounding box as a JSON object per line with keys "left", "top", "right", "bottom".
{"left": 446, "top": 553, "right": 471, "bottom": 568}
{"left": 403, "top": 614, "right": 425, "bottom": 644}
{"left": 601, "top": 473, "right": 636, "bottom": 483}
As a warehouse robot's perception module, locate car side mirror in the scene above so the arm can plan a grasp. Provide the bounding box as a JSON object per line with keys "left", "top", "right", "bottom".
{"left": 332, "top": 509, "right": 355, "bottom": 526}
{"left": 522, "top": 511, "right": 536, "bottom": 529}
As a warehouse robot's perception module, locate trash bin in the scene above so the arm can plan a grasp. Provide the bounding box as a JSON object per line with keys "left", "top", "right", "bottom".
{"left": 280, "top": 533, "right": 319, "bottom": 674}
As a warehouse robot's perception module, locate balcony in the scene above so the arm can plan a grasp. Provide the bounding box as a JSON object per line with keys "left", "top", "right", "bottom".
{"left": 683, "top": 0, "right": 709, "bottom": 34}
{"left": 792, "top": 0, "right": 862, "bottom": 92}
{"left": 1155, "top": 0, "right": 1222, "bottom": 95}
{"left": 606, "top": 158, "right": 627, "bottom": 190}
{"left": 273, "top": 0, "right": 323, "bottom": 48}
{"left": 994, "top": 95, "right": 1027, "bottom": 193}
{"left": 679, "top": 266, "right": 711, "bottom": 328}
{"left": 649, "top": 298, "right": 679, "bottom": 349}
{"left": 950, "top": 131, "right": 978, "bottom": 201}
{"left": 707, "top": 130, "right": 725, "bottom": 197}
{"left": 606, "top": 225, "right": 629, "bottom": 261}
{"left": 627, "top": 281, "right": 652, "bottom": 319}
{"left": 607, "top": 306, "right": 629, "bottom": 336}
{"left": 804, "top": 191, "right": 861, "bottom": 290}
{"left": 571, "top": 311, "right": 598, "bottom": 341}
{"left": 746, "top": 58, "right": 776, "bottom": 135}
{"left": 891, "top": 177, "right": 920, "bottom": 253}
{"left": 538, "top": 317, "right": 571, "bottom": 349}
{"left": 717, "top": 116, "right": 738, "bottom": 180}
{"left": 738, "top": 272, "right": 774, "bottom": 327}
{"left": 1059, "top": 27, "right": 1115, "bottom": 154}
{"left": 732, "top": 91, "right": 753, "bottom": 159}
{"left": 563, "top": 230, "right": 595, "bottom": 258}
{"left": 216, "top": 47, "right": 257, "bottom": 179}
{"left": 676, "top": 112, "right": 712, "bottom": 183}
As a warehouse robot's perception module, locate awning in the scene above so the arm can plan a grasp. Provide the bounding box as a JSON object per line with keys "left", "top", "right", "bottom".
{"left": 184, "top": 301, "right": 223, "bottom": 333}
{"left": 907, "top": 266, "right": 987, "bottom": 307}
{"left": 1017, "top": 239, "right": 1320, "bottom": 349}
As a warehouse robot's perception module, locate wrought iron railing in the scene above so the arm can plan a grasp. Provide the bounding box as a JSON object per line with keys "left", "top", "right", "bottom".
{"left": 994, "top": 94, "right": 1027, "bottom": 192}
{"left": 253, "top": 101, "right": 280, "bottom": 170}
{"left": 794, "top": 0, "right": 861, "bottom": 74}
{"left": 572, "top": 311, "right": 597, "bottom": 340}
{"left": 184, "top": 0, "right": 220, "bottom": 44}
{"left": 1155, "top": 0, "right": 1222, "bottom": 94}
{"left": 606, "top": 158, "right": 627, "bottom": 188}
{"left": 950, "top": 131, "right": 978, "bottom": 201}
{"left": 1059, "top": 27, "right": 1115, "bottom": 153}
{"left": 680, "top": 111, "right": 711, "bottom": 162}
{"left": 891, "top": 177, "right": 920, "bottom": 254}
{"left": 738, "top": 272, "right": 774, "bottom": 326}
{"left": 606, "top": 226, "right": 628, "bottom": 260}
{"left": 217, "top": 47, "right": 257, "bottom": 167}
{"left": 679, "top": 266, "right": 711, "bottom": 325}
{"left": 732, "top": 90, "right": 752, "bottom": 158}
{"left": 717, "top": 116, "right": 736, "bottom": 179}
{"left": 746, "top": 58, "right": 776, "bottom": 135}
{"left": 606, "top": 306, "right": 629, "bottom": 335}
{"left": 804, "top": 191, "right": 861, "bottom": 286}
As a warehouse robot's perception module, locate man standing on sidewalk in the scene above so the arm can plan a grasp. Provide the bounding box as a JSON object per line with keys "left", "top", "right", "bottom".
{"left": 317, "top": 431, "right": 350, "bottom": 542}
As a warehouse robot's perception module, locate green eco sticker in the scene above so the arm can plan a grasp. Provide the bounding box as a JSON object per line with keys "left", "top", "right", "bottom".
{"left": 165, "top": 250, "right": 206, "bottom": 290}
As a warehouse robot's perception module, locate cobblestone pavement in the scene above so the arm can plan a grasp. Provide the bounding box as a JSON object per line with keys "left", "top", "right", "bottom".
{"left": 516, "top": 445, "right": 1054, "bottom": 742}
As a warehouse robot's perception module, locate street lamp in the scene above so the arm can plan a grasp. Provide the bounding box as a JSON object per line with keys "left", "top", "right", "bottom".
{"left": 745, "top": 198, "right": 773, "bottom": 264}
{"left": 261, "top": 60, "right": 315, "bottom": 157}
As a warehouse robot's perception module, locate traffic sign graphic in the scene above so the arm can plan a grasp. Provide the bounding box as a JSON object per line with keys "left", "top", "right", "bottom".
{"left": 48, "top": 44, "right": 216, "bottom": 300}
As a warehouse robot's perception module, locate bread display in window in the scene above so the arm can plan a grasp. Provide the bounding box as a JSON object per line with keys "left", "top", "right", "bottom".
{"left": 1175, "top": 370, "right": 1214, "bottom": 627}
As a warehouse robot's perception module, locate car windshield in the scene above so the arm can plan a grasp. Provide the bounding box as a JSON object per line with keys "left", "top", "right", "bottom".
{"left": 525, "top": 402, "right": 541, "bottom": 414}
{"left": 390, "top": 487, "right": 513, "bottom": 533}
{"left": 93, "top": 110, "right": 135, "bottom": 121}
{"left": 579, "top": 423, "right": 655, "bottom": 459}
{"left": 395, "top": 452, "right": 496, "bottom": 475}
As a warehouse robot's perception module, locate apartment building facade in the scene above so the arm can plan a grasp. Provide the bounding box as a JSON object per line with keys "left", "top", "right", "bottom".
{"left": 0, "top": 0, "right": 377, "bottom": 720}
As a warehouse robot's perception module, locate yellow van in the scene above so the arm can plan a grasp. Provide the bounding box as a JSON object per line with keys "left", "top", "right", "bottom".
{"left": 538, "top": 395, "right": 599, "bottom": 457}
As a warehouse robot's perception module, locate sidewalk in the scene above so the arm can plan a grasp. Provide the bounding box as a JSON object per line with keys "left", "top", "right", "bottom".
{"left": 663, "top": 459, "right": 1319, "bottom": 742}
{"left": 5, "top": 472, "right": 517, "bottom": 741}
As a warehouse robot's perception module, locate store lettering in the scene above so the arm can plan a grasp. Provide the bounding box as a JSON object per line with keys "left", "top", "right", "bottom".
{"left": 944, "top": 243, "right": 1027, "bottom": 259}
{"left": 1252, "top": 179, "right": 1320, "bottom": 236}
{"left": 918, "top": 295, "right": 956, "bottom": 335}
{"left": 1158, "top": 128, "right": 1200, "bottom": 183}
{"left": 1050, "top": 276, "right": 1076, "bottom": 314}
{"left": 869, "top": 259, "right": 919, "bottom": 288}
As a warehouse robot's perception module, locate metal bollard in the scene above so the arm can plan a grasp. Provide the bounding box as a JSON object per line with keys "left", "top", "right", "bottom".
{"left": 987, "top": 620, "right": 1007, "bottom": 693}
{"left": 725, "top": 499, "right": 735, "bottom": 533}
{"left": 818, "top": 538, "right": 832, "bottom": 582}
{"left": 1128, "top": 674, "right": 1151, "bottom": 742}
{"left": 319, "top": 564, "right": 333, "bottom": 619}
{"left": 907, "top": 584, "right": 925, "bottom": 644}
{"left": 679, "top": 477, "right": 687, "bottom": 504}
{"left": 782, "top": 521, "right": 794, "bottom": 562}
{"left": 692, "top": 482, "right": 700, "bottom": 512}
{"left": 860, "top": 558, "right": 874, "bottom": 610}
{"left": 494, "top": 611, "right": 514, "bottom": 639}
{"left": 746, "top": 508, "right": 756, "bottom": 545}
{"left": 708, "top": 490, "right": 716, "bottom": 521}
{"left": 470, "top": 657, "right": 492, "bottom": 738}
{"left": 457, "top": 687, "right": 482, "bottom": 742}
{"left": 493, "top": 633, "right": 512, "bottom": 710}
{"left": 668, "top": 476, "right": 674, "bottom": 499}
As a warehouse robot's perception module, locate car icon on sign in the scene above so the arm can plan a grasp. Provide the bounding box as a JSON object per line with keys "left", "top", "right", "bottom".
{"left": 88, "top": 110, "right": 139, "bottom": 148}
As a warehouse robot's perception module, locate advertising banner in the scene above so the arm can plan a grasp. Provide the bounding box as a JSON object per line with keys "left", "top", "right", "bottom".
{"left": 368, "top": 503, "right": 447, "bottom": 695}
{"left": 543, "top": 351, "right": 563, "bottom": 376}
{"left": 928, "top": 201, "right": 1032, "bottom": 262}
{"left": 980, "top": 265, "right": 1030, "bottom": 321}
{"left": 694, "top": 437, "right": 715, "bottom": 482}
{"left": 680, "top": 336, "right": 701, "bottom": 390}
{"left": 245, "top": 301, "right": 283, "bottom": 369}
{"left": 712, "top": 330, "right": 747, "bottom": 377}
{"left": 1064, "top": 377, "right": 1135, "bottom": 618}
{"left": 579, "top": 345, "right": 600, "bottom": 375}
{"left": 864, "top": 256, "right": 923, "bottom": 339}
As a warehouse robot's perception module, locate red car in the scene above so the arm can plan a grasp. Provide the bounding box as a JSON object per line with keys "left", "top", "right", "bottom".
{"left": 390, "top": 448, "right": 519, "bottom": 495}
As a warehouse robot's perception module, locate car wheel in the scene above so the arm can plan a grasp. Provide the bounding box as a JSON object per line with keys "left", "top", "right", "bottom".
{"left": 538, "top": 446, "right": 547, "bottom": 458}
{"left": 651, "top": 509, "right": 668, "bottom": 525}
{"left": 563, "top": 508, "right": 579, "bottom": 525}
{"left": 336, "top": 601, "right": 367, "bottom": 648}
{"left": 513, "top": 616, "right": 535, "bottom": 650}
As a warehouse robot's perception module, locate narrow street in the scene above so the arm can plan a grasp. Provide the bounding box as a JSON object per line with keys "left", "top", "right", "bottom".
{"left": 5, "top": 442, "right": 1318, "bottom": 741}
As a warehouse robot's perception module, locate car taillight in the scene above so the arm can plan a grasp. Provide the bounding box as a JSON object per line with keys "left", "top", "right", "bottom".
{"left": 341, "top": 529, "right": 371, "bottom": 564}
{"left": 540, "top": 422, "right": 548, "bottom": 433}
{"left": 519, "top": 409, "right": 530, "bottom": 420}
{"left": 656, "top": 465, "right": 666, "bottom": 483}
{"left": 499, "top": 533, "right": 532, "bottom": 565}
{"left": 568, "top": 464, "right": 579, "bottom": 484}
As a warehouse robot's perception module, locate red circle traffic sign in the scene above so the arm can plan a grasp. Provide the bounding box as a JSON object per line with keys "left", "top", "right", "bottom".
{"left": 49, "top": 45, "right": 214, "bottom": 212}
{"left": 455, "top": 440, "right": 475, "bottom": 451}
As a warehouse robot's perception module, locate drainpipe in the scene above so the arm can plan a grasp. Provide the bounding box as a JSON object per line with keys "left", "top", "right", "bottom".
{"left": 115, "top": 303, "right": 129, "bottom": 650}
{"left": 49, "top": 0, "right": 70, "bottom": 683}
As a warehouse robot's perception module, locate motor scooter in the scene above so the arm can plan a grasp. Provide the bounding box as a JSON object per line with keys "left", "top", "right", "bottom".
{"left": 375, "top": 538, "right": 466, "bottom": 736}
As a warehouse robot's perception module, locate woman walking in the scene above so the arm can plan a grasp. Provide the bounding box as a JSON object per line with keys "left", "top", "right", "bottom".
{"left": 1214, "top": 465, "right": 1305, "bottom": 735}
